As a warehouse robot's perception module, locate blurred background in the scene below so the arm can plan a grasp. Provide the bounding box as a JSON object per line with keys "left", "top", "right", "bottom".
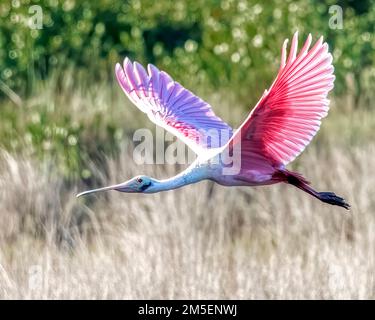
{"left": 0, "top": 0, "right": 374, "bottom": 299}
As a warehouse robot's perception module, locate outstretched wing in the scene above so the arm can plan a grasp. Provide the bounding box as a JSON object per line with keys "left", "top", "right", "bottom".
{"left": 226, "top": 32, "right": 334, "bottom": 172}
{"left": 115, "top": 58, "right": 232, "bottom": 154}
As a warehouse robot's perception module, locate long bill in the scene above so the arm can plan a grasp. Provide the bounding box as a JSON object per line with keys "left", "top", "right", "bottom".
{"left": 76, "top": 183, "right": 126, "bottom": 198}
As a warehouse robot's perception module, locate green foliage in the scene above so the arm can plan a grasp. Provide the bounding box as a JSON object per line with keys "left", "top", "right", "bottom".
{"left": 1, "top": 0, "right": 375, "bottom": 180}
{"left": 0, "top": 67, "right": 127, "bottom": 181}
{"left": 1, "top": 0, "right": 375, "bottom": 101}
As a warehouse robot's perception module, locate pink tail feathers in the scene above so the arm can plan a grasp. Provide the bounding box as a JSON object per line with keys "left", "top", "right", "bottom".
{"left": 274, "top": 169, "right": 350, "bottom": 210}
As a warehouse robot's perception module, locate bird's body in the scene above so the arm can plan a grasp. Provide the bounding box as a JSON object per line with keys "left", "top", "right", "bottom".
{"left": 77, "top": 32, "right": 350, "bottom": 210}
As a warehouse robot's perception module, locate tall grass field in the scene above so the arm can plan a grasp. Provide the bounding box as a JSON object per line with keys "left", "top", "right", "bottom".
{"left": 1, "top": 0, "right": 375, "bottom": 300}
{"left": 0, "top": 72, "right": 374, "bottom": 299}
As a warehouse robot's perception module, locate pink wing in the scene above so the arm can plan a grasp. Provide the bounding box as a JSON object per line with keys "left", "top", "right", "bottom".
{"left": 225, "top": 32, "right": 334, "bottom": 172}
{"left": 115, "top": 58, "right": 232, "bottom": 154}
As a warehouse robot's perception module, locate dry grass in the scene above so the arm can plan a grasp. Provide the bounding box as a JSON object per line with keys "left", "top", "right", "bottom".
{"left": 0, "top": 69, "right": 374, "bottom": 299}
{"left": 0, "top": 136, "right": 374, "bottom": 299}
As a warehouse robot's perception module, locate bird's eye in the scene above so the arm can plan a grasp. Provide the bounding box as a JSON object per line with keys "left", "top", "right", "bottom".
{"left": 137, "top": 178, "right": 143, "bottom": 183}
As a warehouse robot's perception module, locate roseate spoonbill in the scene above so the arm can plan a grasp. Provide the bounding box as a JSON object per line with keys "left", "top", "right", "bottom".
{"left": 77, "top": 32, "right": 350, "bottom": 210}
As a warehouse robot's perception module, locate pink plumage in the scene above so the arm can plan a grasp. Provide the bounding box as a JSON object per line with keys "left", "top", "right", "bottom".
{"left": 115, "top": 58, "right": 232, "bottom": 154}
{"left": 226, "top": 31, "right": 334, "bottom": 172}
{"left": 78, "top": 32, "right": 349, "bottom": 210}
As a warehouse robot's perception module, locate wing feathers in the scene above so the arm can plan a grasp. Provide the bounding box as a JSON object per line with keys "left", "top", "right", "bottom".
{"left": 225, "top": 32, "right": 335, "bottom": 170}
{"left": 116, "top": 58, "right": 232, "bottom": 154}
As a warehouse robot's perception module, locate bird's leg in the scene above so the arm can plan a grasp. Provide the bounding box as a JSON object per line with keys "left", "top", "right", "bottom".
{"left": 275, "top": 169, "right": 350, "bottom": 210}
{"left": 314, "top": 191, "right": 350, "bottom": 210}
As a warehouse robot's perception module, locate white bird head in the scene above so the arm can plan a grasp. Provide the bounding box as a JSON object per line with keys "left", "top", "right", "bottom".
{"left": 76, "top": 175, "right": 155, "bottom": 197}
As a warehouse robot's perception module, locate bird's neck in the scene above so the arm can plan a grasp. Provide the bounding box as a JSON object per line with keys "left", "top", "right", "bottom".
{"left": 150, "top": 166, "right": 207, "bottom": 193}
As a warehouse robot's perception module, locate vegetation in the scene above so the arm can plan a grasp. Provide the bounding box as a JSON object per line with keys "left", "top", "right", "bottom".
{"left": 0, "top": 122, "right": 374, "bottom": 298}
{"left": 2, "top": 0, "right": 375, "bottom": 97}
{"left": 1, "top": 0, "right": 375, "bottom": 178}
{"left": 0, "top": 0, "right": 374, "bottom": 298}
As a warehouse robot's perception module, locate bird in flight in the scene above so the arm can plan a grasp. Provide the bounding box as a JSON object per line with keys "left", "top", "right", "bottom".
{"left": 77, "top": 32, "right": 349, "bottom": 210}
